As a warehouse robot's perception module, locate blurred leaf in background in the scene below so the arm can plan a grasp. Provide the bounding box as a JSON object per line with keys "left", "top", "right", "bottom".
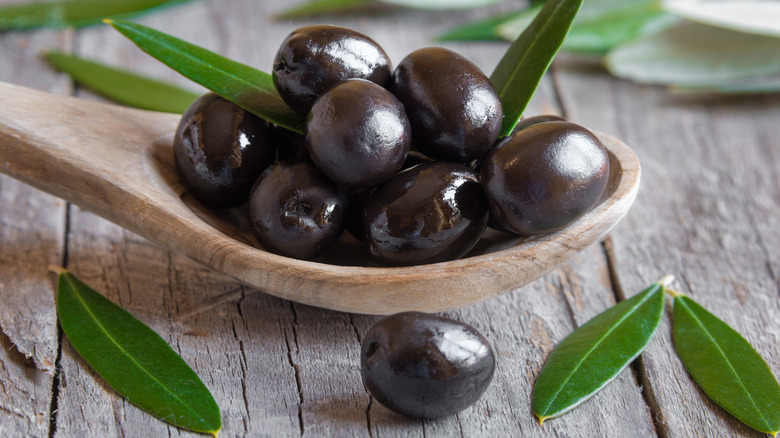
{"left": 440, "top": 0, "right": 780, "bottom": 94}
{"left": 0, "top": 0, "right": 196, "bottom": 30}
{"left": 276, "top": 0, "right": 505, "bottom": 19}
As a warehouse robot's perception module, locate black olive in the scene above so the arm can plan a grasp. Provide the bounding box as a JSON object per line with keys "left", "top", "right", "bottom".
{"left": 361, "top": 311, "right": 495, "bottom": 419}
{"left": 512, "top": 114, "right": 567, "bottom": 134}
{"left": 248, "top": 161, "right": 348, "bottom": 260}
{"left": 390, "top": 47, "right": 502, "bottom": 163}
{"left": 306, "top": 79, "right": 411, "bottom": 190}
{"left": 273, "top": 25, "right": 392, "bottom": 114}
{"left": 363, "top": 162, "right": 489, "bottom": 266}
{"left": 481, "top": 121, "right": 610, "bottom": 235}
{"left": 173, "top": 93, "right": 273, "bottom": 208}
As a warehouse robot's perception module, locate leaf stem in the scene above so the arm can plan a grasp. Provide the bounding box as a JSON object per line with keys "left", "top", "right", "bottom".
{"left": 665, "top": 288, "right": 685, "bottom": 298}
{"left": 48, "top": 265, "right": 67, "bottom": 275}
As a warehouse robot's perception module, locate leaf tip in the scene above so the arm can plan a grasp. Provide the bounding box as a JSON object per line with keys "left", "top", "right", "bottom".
{"left": 48, "top": 265, "right": 67, "bottom": 276}
{"left": 659, "top": 275, "right": 675, "bottom": 287}
{"left": 536, "top": 414, "right": 546, "bottom": 425}
{"left": 102, "top": 18, "right": 113, "bottom": 25}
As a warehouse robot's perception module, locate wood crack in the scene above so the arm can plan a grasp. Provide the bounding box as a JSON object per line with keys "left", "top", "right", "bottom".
{"left": 285, "top": 303, "right": 304, "bottom": 437}
{"left": 232, "top": 289, "right": 251, "bottom": 428}
{"left": 601, "top": 238, "right": 665, "bottom": 438}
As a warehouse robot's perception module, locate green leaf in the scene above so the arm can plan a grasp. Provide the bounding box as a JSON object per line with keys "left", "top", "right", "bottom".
{"left": 437, "top": 8, "right": 533, "bottom": 42}
{"left": 496, "top": 0, "right": 676, "bottom": 54}
{"left": 105, "top": 19, "right": 305, "bottom": 133}
{"left": 274, "top": 0, "right": 373, "bottom": 20}
{"left": 532, "top": 280, "right": 666, "bottom": 422}
{"left": 672, "top": 295, "right": 780, "bottom": 436}
{"left": 45, "top": 51, "right": 199, "bottom": 114}
{"left": 0, "top": 0, "right": 192, "bottom": 30}
{"left": 490, "top": 0, "right": 582, "bottom": 136}
{"left": 55, "top": 267, "right": 221, "bottom": 436}
{"left": 665, "top": 0, "right": 780, "bottom": 38}
{"left": 605, "top": 21, "right": 780, "bottom": 86}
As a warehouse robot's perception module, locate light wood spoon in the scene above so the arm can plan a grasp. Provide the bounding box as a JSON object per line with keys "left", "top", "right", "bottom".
{"left": 0, "top": 81, "right": 640, "bottom": 314}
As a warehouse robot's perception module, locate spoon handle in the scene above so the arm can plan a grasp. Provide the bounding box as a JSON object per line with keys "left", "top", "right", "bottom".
{"left": 0, "top": 81, "right": 184, "bottom": 243}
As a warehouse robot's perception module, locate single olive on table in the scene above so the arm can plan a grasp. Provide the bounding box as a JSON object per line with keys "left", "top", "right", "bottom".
{"left": 361, "top": 311, "right": 496, "bottom": 419}
{"left": 173, "top": 92, "right": 274, "bottom": 209}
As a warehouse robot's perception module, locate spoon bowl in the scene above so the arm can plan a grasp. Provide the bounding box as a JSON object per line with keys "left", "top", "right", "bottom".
{"left": 0, "top": 82, "right": 640, "bottom": 314}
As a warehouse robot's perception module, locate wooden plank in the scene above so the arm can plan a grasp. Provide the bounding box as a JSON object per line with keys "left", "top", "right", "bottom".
{"left": 553, "top": 56, "right": 780, "bottom": 436}
{"left": 0, "top": 0, "right": 72, "bottom": 434}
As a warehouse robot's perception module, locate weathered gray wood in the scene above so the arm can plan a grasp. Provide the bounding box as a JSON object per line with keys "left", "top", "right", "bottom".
{"left": 0, "top": 19, "right": 70, "bottom": 374}
{"left": 553, "top": 56, "right": 780, "bottom": 437}
{"left": 0, "top": 1, "right": 72, "bottom": 434}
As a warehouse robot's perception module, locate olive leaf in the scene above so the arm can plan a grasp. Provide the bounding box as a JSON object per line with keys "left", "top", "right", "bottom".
{"left": 604, "top": 21, "right": 780, "bottom": 86}
{"left": 54, "top": 267, "right": 221, "bottom": 437}
{"left": 672, "top": 293, "right": 780, "bottom": 436}
{"left": 276, "top": 0, "right": 503, "bottom": 18}
{"left": 437, "top": 8, "right": 532, "bottom": 42}
{"left": 664, "top": 0, "right": 780, "bottom": 38}
{"left": 105, "top": 19, "right": 305, "bottom": 133}
{"left": 0, "top": 0, "right": 193, "bottom": 30}
{"left": 274, "top": 0, "right": 375, "bottom": 20}
{"left": 532, "top": 279, "right": 667, "bottom": 422}
{"left": 670, "top": 75, "right": 780, "bottom": 95}
{"left": 45, "top": 51, "right": 199, "bottom": 114}
{"left": 490, "top": 0, "right": 582, "bottom": 136}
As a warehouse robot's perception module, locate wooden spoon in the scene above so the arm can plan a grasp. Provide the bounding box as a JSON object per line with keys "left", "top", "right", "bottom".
{"left": 0, "top": 82, "right": 640, "bottom": 314}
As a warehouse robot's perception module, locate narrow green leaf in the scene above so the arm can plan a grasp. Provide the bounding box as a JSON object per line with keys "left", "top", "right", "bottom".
{"left": 55, "top": 267, "right": 221, "bottom": 436}
{"left": 0, "top": 0, "right": 192, "bottom": 30}
{"left": 605, "top": 21, "right": 780, "bottom": 86}
{"left": 532, "top": 281, "right": 666, "bottom": 422}
{"left": 105, "top": 19, "right": 305, "bottom": 133}
{"left": 665, "top": 0, "right": 780, "bottom": 38}
{"left": 45, "top": 51, "right": 199, "bottom": 113}
{"left": 274, "top": 0, "right": 374, "bottom": 20}
{"left": 496, "top": 0, "right": 676, "bottom": 54}
{"left": 437, "top": 8, "right": 533, "bottom": 42}
{"left": 673, "top": 295, "right": 780, "bottom": 436}
{"left": 490, "top": 0, "right": 582, "bottom": 136}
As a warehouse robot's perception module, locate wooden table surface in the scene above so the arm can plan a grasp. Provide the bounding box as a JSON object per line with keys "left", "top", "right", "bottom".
{"left": 1, "top": 0, "right": 778, "bottom": 436}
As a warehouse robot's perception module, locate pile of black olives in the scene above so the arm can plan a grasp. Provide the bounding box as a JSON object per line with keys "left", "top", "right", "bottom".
{"left": 173, "top": 24, "right": 610, "bottom": 265}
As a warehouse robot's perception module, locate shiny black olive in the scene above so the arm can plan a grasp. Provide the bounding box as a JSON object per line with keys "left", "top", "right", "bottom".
{"left": 390, "top": 47, "right": 502, "bottom": 163}
{"left": 306, "top": 79, "right": 411, "bottom": 190}
{"left": 248, "top": 161, "right": 348, "bottom": 260}
{"left": 363, "top": 162, "right": 489, "bottom": 266}
{"left": 273, "top": 25, "right": 392, "bottom": 114}
{"left": 173, "top": 93, "right": 273, "bottom": 208}
{"left": 481, "top": 121, "right": 610, "bottom": 235}
{"left": 361, "top": 311, "right": 495, "bottom": 419}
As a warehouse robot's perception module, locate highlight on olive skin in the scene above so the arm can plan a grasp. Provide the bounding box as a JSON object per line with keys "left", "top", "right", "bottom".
{"left": 173, "top": 92, "right": 274, "bottom": 209}
{"left": 272, "top": 25, "right": 392, "bottom": 115}
{"left": 481, "top": 121, "right": 610, "bottom": 236}
{"left": 390, "top": 47, "right": 503, "bottom": 164}
{"left": 361, "top": 311, "right": 496, "bottom": 419}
